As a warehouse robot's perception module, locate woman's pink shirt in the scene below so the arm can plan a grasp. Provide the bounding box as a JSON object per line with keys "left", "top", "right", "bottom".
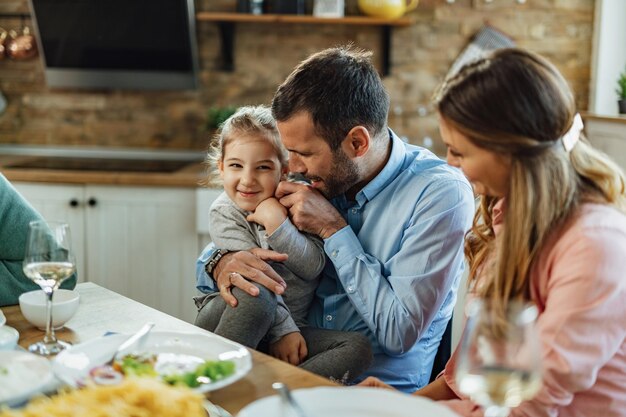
{"left": 441, "top": 202, "right": 626, "bottom": 417}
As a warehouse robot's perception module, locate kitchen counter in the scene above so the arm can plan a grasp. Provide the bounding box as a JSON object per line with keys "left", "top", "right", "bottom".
{"left": 581, "top": 111, "right": 626, "bottom": 125}
{"left": 0, "top": 145, "right": 211, "bottom": 187}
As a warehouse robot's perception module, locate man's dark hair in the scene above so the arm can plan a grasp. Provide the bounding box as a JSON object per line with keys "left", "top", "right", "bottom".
{"left": 272, "top": 45, "right": 390, "bottom": 151}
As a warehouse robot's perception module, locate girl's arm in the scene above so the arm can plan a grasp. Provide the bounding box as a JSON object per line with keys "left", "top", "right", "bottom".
{"left": 249, "top": 198, "right": 325, "bottom": 280}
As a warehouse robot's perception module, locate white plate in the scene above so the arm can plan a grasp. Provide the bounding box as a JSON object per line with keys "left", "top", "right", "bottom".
{"left": 238, "top": 386, "right": 461, "bottom": 417}
{"left": 52, "top": 331, "right": 252, "bottom": 393}
{"left": 0, "top": 351, "right": 54, "bottom": 407}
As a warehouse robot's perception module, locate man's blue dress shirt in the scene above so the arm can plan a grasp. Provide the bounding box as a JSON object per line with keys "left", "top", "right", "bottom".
{"left": 196, "top": 130, "right": 474, "bottom": 392}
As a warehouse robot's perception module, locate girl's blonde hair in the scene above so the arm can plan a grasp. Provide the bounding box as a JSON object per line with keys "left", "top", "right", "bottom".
{"left": 203, "top": 105, "right": 288, "bottom": 186}
{"left": 434, "top": 48, "right": 626, "bottom": 319}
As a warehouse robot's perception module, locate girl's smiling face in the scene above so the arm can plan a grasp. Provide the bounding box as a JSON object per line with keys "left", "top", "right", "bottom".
{"left": 219, "top": 135, "right": 285, "bottom": 211}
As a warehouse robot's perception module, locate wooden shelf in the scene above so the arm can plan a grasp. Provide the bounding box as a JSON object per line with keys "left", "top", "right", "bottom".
{"left": 196, "top": 12, "right": 412, "bottom": 26}
{"left": 196, "top": 12, "right": 413, "bottom": 75}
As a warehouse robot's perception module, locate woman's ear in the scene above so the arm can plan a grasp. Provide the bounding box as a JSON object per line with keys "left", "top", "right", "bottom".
{"left": 342, "top": 126, "right": 370, "bottom": 158}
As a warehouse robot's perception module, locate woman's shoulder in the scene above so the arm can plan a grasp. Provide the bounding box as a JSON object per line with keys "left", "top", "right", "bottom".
{"left": 571, "top": 203, "right": 626, "bottom": 234}
{"left": 547, "top": 203, "right": 626, "bottom": 258}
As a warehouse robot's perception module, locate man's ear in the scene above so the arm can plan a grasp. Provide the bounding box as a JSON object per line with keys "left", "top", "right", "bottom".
{"left": 342, "top": 126, "right": 370, "bottom": 158}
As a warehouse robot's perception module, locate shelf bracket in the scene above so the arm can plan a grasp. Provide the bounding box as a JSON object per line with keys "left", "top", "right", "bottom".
{"left": 381, "top": 25, "right": 392, "bottom": 77}
{"left": 217, "top": 22, "right": 235, "bottom": 72}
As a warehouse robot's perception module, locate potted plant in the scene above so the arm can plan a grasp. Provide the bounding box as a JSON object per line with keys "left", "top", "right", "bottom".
{"left": 617, "top": 68, "right": 626, "bottom": 115}
{"left": 205, "top": 106, "right": 238, "bottom": 132}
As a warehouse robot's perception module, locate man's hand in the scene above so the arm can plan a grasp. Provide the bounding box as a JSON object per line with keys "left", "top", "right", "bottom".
{"left": 214, "top": 248, "right": 288, "bottom": 307}
{"left": 275, "top": 181, "right": 347, "bottom": 239}
{"left": 357, "top": 376, "right": 394, "bottom": 390}
{"left": 246, "top": 197, "right": 288, "bottom": 235}
{"left": 269, "top": 331, "right": 308, "bottom": 366}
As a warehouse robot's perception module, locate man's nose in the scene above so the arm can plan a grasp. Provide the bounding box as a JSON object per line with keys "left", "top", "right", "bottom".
{"left": 288, "top": 154, "right": 305, "bottom": 173}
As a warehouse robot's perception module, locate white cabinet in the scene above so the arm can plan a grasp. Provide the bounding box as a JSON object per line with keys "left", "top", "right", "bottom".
{"left": 13, "top": 182, "right": 199, "bottom": 323}
{"left": 584, "top": 118, "right": 626, "bottom": 171}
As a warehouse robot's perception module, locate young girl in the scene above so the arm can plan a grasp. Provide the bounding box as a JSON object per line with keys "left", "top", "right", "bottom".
{"left": 194, "top": 105, "right": 372, "bottom": 382}
{"left": 361, "top": 49, "right": 626, "bottom": 416}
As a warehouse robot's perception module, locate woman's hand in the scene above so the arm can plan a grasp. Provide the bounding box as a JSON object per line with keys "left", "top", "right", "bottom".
{"left": 357, "top": 376, "right": 395, "bottom": 390}
{"left": 269, "top": 332, "right": 308, "bottom": 366}
{"left": 214, "top": 248, "right": 288, "bottom": 307}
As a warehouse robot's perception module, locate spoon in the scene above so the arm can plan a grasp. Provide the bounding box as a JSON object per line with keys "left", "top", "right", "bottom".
{"left": 105, "top": 322, "right": 155, "bottom": 366}
{"left": 272, "top": 382, "right": 312, "bottom": 417}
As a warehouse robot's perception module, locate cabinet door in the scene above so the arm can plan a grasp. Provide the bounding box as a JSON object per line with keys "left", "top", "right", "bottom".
{"left": 84, "top": 185, "right": 198, "bottom": 322}
{"left": 586, "top": 120, "right": 626, "bottom": 171}
{"left": 12, "top": 182, "right": 87, "bottom": 283}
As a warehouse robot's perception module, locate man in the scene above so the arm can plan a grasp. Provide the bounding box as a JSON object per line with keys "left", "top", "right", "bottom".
{"left": 196, "top": 46, "right": 474, "bottom": 392}
{"left": 0, "top": 174, "right": 77, "bottom": 306}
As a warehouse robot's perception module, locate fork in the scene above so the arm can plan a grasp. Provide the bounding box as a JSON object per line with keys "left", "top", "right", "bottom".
{"left": 202, "top": 400, "right": 233, "bottom": 417}
{"left": 272, "top": 382, "right": 312, "bottom": 417}
{"left": 104, "top": 322, "right": 155, "bottom": 366}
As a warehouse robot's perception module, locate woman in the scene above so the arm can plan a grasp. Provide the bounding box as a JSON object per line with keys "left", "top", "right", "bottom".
{"left": 361, "top": 48, "right": 626, "bottom": 416}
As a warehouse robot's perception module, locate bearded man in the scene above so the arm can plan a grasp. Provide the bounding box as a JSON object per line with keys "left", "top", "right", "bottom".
{"left": 196, "top": 46, "right": 473, "bottom": 392}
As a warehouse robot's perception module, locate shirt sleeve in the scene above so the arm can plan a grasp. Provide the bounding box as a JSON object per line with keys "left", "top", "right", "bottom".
{"left": 0, "top": 175, "right": 76, "bottom": 306}
{"left": 325, "top": 179, "right": 474, "bottom": 355}
{"left": 195, "top": 242, "right": 218, "bottom": 293}
{"left": 195, "top": 200, "right": 259, "bottom": 293}
{"left": 266, "top": 218, "right": 325, "bottom": 280}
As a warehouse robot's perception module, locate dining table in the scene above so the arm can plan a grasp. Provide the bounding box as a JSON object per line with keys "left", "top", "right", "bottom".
{"left": 2, "top": 282, "right": 336, "bottom": 415}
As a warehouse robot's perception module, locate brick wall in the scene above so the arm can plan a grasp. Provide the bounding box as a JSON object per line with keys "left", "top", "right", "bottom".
{"left": 0, "top": 0, "right": 594, "bottom": 155}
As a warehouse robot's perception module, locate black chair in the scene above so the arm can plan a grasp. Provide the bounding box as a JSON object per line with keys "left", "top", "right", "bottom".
{"left": 429, "top": 316, "right": 453, "bottom": 382}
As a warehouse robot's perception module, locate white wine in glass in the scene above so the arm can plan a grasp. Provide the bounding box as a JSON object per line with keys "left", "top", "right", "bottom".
{"left": 455, "top": 299, "right": 542, "bottom": 417}
{"left": 23, "top": 220, "right": 76, "bottom": 355}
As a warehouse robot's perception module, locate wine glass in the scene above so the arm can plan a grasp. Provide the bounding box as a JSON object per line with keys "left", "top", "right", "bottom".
{"left": 455, "top": 299, "right": 542, "bottom": 417}
{"left": 22, "top": 220, "right": 76, "bottom": 355}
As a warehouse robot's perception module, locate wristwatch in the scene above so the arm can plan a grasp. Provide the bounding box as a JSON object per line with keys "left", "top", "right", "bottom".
{"left": 204, "top": 249, "right": 229, "bottom": 277}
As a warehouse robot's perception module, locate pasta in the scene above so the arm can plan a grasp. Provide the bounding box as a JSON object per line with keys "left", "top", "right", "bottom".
{"left": 0, "top": 378, "right": 207, "bottom": 417}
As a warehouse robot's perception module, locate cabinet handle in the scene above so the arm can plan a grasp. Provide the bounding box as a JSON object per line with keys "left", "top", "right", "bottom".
{"left": 87, "top": 197, "right": 98, "bottom": 207}
{"left": 69, "top": 199, "right": 80, "bottom": 208}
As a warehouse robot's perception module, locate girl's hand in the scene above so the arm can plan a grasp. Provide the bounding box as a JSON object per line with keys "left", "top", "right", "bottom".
{"left": 269, "top": 332, "right": 308, "bottom": 366}
{"left": 357, "top": 376, "right": 394, "bottom": 390}
{"left": 247, "top": 197, "right": 288, "bottom": 234}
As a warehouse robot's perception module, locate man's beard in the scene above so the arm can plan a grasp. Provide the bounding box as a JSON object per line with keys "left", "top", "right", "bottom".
{"left": 316, "top": 149, "right": 360, "bottom": 199}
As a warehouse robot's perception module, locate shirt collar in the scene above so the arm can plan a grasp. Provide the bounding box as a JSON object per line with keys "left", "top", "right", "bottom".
{"left": 357, "top": 129, "right": 407, "bottom": 205}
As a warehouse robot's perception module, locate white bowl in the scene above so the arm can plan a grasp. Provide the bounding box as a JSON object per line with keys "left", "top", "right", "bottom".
{"left": 0, "top": 325, "right": 19, "bottom": 350}
{"left": 18, "top": 289, "right": 80, "bottom": 330}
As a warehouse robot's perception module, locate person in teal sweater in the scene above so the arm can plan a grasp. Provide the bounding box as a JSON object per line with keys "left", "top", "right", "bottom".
{"left": 0, "top": 174, "right": 76, "bottom": 306}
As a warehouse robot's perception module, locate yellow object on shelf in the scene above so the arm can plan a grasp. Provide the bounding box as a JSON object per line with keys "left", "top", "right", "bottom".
{"left": 357, "top": 0, "right": 418, "bottom": 19}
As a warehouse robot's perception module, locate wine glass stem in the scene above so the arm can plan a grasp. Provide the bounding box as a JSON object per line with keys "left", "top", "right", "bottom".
{"left": 43, "top": 288, "right": 57, "bottom": 344}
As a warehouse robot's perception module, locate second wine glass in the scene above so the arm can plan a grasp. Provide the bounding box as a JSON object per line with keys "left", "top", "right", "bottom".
{"left": 22, "top": 220, "right": 76, "bottom": 355}
{"left": 455, "top": 299, "right": 542, "bottom": 417}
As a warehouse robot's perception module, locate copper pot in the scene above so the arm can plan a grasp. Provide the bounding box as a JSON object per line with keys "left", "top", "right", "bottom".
{"left": 6, "top": 26, "right": 38, "bottom": 60}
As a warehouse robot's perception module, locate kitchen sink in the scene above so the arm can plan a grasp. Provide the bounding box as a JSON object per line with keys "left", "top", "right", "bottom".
{"left": 5, "top": 156, "right": 197, "bottom": 173}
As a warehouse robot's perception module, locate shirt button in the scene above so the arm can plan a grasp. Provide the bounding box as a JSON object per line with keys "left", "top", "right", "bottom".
{"left": 331, "top": 250, "right": 338, "bottom": 257}
{"left": 351, "top": 208, "right": 357, "bottom": 214}
{"left": 347, "top": 286, "right": 354, "bottom": 293}
{"left": 325, "top": 315, "right": 333, "bottom": 321}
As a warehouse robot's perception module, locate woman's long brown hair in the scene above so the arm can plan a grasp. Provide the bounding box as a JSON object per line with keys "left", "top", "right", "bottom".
{"left": 434, "top": 48, "right": 626, "bottom": 320}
